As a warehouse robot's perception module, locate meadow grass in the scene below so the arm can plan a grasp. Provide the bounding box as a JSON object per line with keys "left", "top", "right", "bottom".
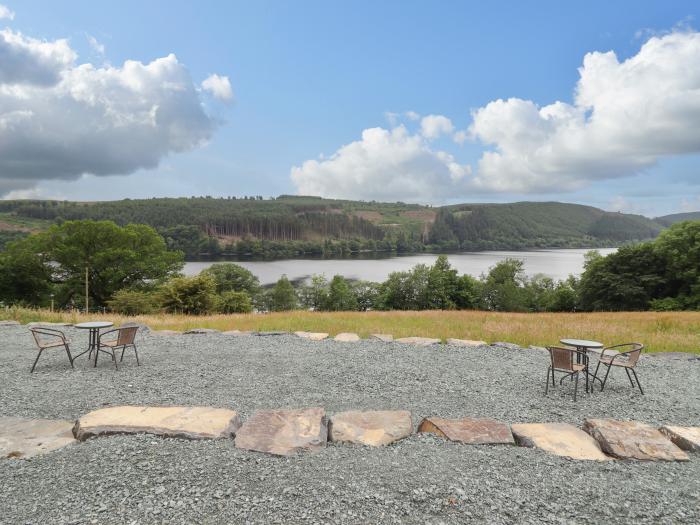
{"left": 3, "top": 307, "right": 699, "bottom": 353}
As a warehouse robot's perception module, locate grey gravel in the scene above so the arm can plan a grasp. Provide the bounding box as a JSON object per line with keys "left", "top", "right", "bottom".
{"left": 1, "top": 325, "right": 698, "bottom": 524}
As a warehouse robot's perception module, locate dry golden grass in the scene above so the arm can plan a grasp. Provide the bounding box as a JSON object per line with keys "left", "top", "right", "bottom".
{"left": 4, "top": 308, "right": 699, "bottom": 353}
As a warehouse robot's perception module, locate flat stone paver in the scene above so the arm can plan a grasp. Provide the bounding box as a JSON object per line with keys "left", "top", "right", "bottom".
{"left": 0, "top": 416, "right": 76, "bottom": 459}
{"left": 334, "top": 332, "right": 360, "bottom": 342}
{"left": 583, "top": 419, "right": 689, "bottom": 461}
{"left": 294, "top": 331, "right": 329, "bottom": 341}
{"left": 329, "top": 410, "right": 412, "bottom": 446}
{"left": 511, "top": 423, "right": 610, "bottom": 461}
{"left": 370, "top": 334, "right": 393, "bottom": 342}
{"left": 418, "top": 417, "right": 514, "bottom": 444}
{"left": 221, "top": 330, "right": 254, "bottom": 336}
{"left": 446, "top": 338, "right": 488, "bottom": 347}
{"left": 395, "top": 337, "right": 441, "bottom": 346}
{"left": 235, "top": 408, "right": 327, "bottom": 456}
{"left": 73, "top": 406, "right": 241, "bottom": 441}
{"left": 659, "top": 425, "right": 700, "bottom": 452}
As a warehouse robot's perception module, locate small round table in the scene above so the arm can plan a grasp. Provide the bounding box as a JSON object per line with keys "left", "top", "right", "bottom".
{"left": 74, "top": 321, "right": 114, "bottom": 367}
{"left": 560, "top": 338, "right": 604, "bottom": 389}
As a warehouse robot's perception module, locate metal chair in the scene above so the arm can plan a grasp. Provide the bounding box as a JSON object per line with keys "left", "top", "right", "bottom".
{"left": 591, "top": 343, "right": 644, "bottom": 394}
{"left": 97, "top": 326, "right": 140, "bottom": 369}
{"left": 29, "top": 327, "right": 74, "bottom": 373}
{"left": 545, "top": 346, "right": 589, "bottom": 401}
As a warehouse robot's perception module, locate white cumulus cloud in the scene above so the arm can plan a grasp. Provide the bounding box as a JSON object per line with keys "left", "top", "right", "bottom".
{"left": 0, "top": 4, "right": 14, "bottom": 20}
{"left": 201, "top": 73, "right": 233, "bottom": 102}
{"left": 291, "top": 125, "right": 471, "bottom": 202}
{"left": 469, "top": 30, "right": 700, "bottom": 193}
{"left": 0, "top": 23, "right": 231, "bottom": 195}
{"left": 420, "top": 114, "right": 454, "bottom": 140}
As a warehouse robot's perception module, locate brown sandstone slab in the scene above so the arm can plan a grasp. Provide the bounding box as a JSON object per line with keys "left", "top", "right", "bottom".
{"left": 73, "top": 406, "right": 241, "bottom": 441}
{"left": 395, "top": 336, "right": 440, "bottom": 346}
{"left": 446, "top": 338, "right": 488, "bottom": 347}
{"left": 418, "top": 417, "right": 514, "bottom": 445}
{"left": 659, "top": 426, "right": 700, "bottom": 452}
{"left": 329, "top": 410, "right": 412, "bottom": 446}
{"left": 0, "top": 416, "right": 76, "bottom": 459}
{"left": 582, "top": 419, "right": 688, "bottom": 461}
{"left": 294, "top": 331, "right": 329, "bottom": 341}
{"left": 334, "top": 332, "right": 360, "bottom": 342}
{"left": 511, "top": 423, "right": 610, "bottom": 461}
{"left": 235, "top": 407, "right": 327, "bottom": 456}
{"left": 370, "top": 333, "right": 393, "bottom": 342}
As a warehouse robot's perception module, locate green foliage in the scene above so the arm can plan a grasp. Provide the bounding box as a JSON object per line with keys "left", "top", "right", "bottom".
{"left": 323, "top": 275, "right": 358, "bottom": 311}
{"left": 217, "top": 291, "right": 253, "bottom": 314}
{"left": 267, "top": 275, "right": 298, "bottom": 311}
{"left": 159, "top": 274, "right": 218, "bottom": 315}
{"left": 653, "top": 221, "right": 700, "bottom": 308}
{"left": 0, "top": 235, "right": 54, "bottom": 306}
{"left": 202, "top": 263, "right": 261, "bottom": 296}
{"left": 480, "top": 259, "right": 529, "bottom": 311}
{"left": 107, "top": 289, "right": 158, "bottom": 315}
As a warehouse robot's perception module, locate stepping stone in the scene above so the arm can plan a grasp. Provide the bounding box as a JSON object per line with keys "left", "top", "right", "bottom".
{"left": 418, "top": 417, "right": 514, "bottom": 445}
{"left": 294, "top": 331, "right": 329, "bottom": 341}
{"left": 0, "top": 416, "right": 76, "bottom": 459}
{"left": 184, "top": 328, "right": 220, "bottom": 334}
{"left": 235, "top": 408, "right": 327, "bottom": 456}
{"left": 151, "top": 330, "right": 182, "bottom": 336}
{"left": 0, "top": 320, "right": 20, "bottom": 326}
{"left": 446, "top": 338, "right": 487, "bottom": 347}
{"left": 370, "top": 333, "right": 393, "bottom": 342}
{"left": 511, "top": 423, "right": 610, "bottom": 461}
{"left": 222, "top": 330, "right": 254, "bottom": 336}
{"left": 583, "top": 419, "right": 689, "bottom": 461}
{"left": 395, "top": 336, "right": 440, "bottom": 346}
{"left": 329, "top": 410, "right": 412, "bottom": 446}
{"left": 73, "top": 406, "right": 241, "bottom": 441}
{"left": 255, "top": 331, "right": 288, "bottom": 336}
{"left": 659, "top": 426, "right": 700, "bottom": 452}
{"left": 334, "top": 332, "right": 360, "bottom": 342}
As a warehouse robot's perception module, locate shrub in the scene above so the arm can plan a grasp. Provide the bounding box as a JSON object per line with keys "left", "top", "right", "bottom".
{"left": 218, "top": 290, "right": 253, "bottom": 313}
{"left": 159, "top": 274, "right": 218, "bottom": 315}
{"left": 107, "top": 289, "right": 158, "bottom": 315}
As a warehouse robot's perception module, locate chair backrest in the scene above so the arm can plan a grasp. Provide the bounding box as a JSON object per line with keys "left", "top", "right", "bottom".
{"left": 29, "top": 327, "right": 64, "bottom": 348}
{"left": 547, "top": 346, "right": 580, "bottom": 371}
{"left": 606, "top": 342, "right": 644, "bottom": 366}
{"left": 116, "top": 326, "right": 138, "bottom": 346}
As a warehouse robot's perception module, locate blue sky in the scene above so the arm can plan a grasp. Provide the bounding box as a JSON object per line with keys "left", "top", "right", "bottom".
{"left": 1, "top": 0, "right": 699, "bottom": 216}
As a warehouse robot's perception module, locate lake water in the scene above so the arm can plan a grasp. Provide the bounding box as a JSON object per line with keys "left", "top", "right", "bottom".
{"left": 183, "top": 248, "right": 617, "bottom": 284}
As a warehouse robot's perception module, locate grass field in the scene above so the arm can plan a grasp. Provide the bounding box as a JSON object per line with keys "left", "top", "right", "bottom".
{"left": 3, "top": 308, "right": 699, "bottom": 353}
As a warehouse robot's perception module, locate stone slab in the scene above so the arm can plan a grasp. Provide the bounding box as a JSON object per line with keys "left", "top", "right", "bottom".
{"left": 659, "top": 426, "right": 700, "bottom": 452}
{"left": 395, "top": 336, "right": 441, "bottom": 346}
{"left": 329, "top": 410, "right": 412, "bottom": 446}
{"left": 583, "top": 419, "right": 689, "bottom": 461}
{"left": 446, "top": 338, "right": 488, "bottom": 347}
{"left": 511, "top": 423, "right": 610, "bottom": 461}
{"left": 0, "top": 416, "right": 76, "bottom": 459}
{"left": 73, "top": 406, "right": 241, "bottom": 441}
{"left": 294, "top": 331, "right": 329, "bottom": 341}
{"left": 235, "top": 408, "right": 327, "bottom": 456}
{"left": 334, "top": 332, "right": 360, "bottom": 342}
{"left": 255, "top": 331, "right": 288, "bottom": 336}
{"left": 370, "top": 333, "right": 393, "bottom": 342}
{"left": 418, "top": 417, "right": 514, "bottom": 445}
{"left": 222, "top": 330, "right": 254, "bottom": 336}
{"left": 184, "top": 328, "right": 220, "bottom": 334}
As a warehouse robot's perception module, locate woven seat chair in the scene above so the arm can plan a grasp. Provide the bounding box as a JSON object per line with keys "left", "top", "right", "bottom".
{"left": 97, "top": 326, "right": 140, "bottom": 370}
{"left": 545, "top": 346, "right": 589, "bottom": 401}
{"left": 591, "top": 343, "right": 644, "bottom": 394}
{"left": 29, "top": 327, "right": 74, "bottom": 373}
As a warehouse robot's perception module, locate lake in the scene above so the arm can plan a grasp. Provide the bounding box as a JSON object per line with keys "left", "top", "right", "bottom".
{"left": 183, "top": 248, "right": 617, "bottom": 284}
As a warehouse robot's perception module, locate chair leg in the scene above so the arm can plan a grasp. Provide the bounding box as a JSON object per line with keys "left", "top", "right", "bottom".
{"left": 624, "top": 367, "right": 635, "bottom": 388}
{"left": 592, "top": 360, "right": 601, "bottom": 387}
{"left": 545, "top": 366, "right": 551, "bottom": 395}
{"left": 574, "top": 372, "right": 579, "bottom": 402}
{"left": 631, "top": 369, "right": 644, "bottom": 395}
{"left": 133, "top": 345, "right": 140, "bottom": 366}
{"left": 120, "top": 347, "right": 125, "bottom": 362}
{"left": 600, "top": 364, "right": 612, "bottom": 392}
{"left": 111, "top": 349, "right": 118, "bottom": 370}
{"left": 65, "top": 344, "right": 74, "bottom": 369}
{"left": 30, "top": 349, "right": 44, "bottom": 373}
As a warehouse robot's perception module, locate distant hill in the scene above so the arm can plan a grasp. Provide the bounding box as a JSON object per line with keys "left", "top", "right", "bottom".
{"left": 0, "top": 196, "right": 689, "bottom": 256}
{"left": 654, "top": 211, "right": 700, "bottom": 227}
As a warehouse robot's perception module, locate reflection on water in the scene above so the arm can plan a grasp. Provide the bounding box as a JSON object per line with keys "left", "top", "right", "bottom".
{"left": 183, "top": 248, "right": 617, "bottom": 285}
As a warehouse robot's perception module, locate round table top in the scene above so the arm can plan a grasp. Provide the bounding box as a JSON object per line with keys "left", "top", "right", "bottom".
{"left": 74, "top": 321, "right": 114, "bottom": 329}
{"left": 560, "top": 338, "right": 603, "bottom": 349}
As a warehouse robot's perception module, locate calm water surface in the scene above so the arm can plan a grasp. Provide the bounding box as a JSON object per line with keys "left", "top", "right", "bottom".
{"left": 184, "top": 248, "right": 617, "bottom": 284}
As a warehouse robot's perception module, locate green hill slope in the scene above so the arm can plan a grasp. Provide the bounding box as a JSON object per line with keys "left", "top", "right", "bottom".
{"left": 654, "top": 211, "right": 700, "bottom": 227}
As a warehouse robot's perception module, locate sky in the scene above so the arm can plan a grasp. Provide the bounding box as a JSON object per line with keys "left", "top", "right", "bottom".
{"left": 1, "top": 0, "right": 699, "bottom": 217}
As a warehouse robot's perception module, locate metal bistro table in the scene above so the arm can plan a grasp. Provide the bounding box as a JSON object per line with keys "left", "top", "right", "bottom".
{"left": 560, "top": 338, "right": 604, "bottom": 391}
{"left": 73, "top": 321, "right": 114, "bottom": 367}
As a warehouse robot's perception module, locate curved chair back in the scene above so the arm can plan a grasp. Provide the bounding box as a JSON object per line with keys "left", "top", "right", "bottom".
{"left": 30, "top": 327, "right": 66, "bottom": 348}
{"left": 547, "top": 346, "right": 583, "bottom": 372}
{"left": 604, "top": 342, "right": 644, "bottom": 366}
{"left": 116, "top": 326, "right": 138, "bottom": 346}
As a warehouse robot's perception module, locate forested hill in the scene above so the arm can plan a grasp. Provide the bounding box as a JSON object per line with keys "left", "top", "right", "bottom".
{"left": 0, "top": 196, "right": 687, "bottom": 256}
{"left": 655, "top": 211, "right": 700, "bottom": 227}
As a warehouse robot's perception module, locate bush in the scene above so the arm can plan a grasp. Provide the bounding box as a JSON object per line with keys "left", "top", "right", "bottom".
{"left": 159, "top": 274, "right": 218, "bottom": 315}
{"left": 107, "top": 289, "right": 158, "bottom": 315}
{"left": 267, "top": 275, "right": 297, "bottom": 311}
{"left": 218, "top": 290, "right": 253, "bottom": 313}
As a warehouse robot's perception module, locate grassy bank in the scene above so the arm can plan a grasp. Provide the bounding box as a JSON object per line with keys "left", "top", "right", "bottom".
{"left": 3, "top": 308, "right": 699, "bottom": 354}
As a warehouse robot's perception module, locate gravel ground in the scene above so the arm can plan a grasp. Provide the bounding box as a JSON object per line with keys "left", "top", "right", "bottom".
{"left": 1, "top": 325, "right": 699, "bottom": 524}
